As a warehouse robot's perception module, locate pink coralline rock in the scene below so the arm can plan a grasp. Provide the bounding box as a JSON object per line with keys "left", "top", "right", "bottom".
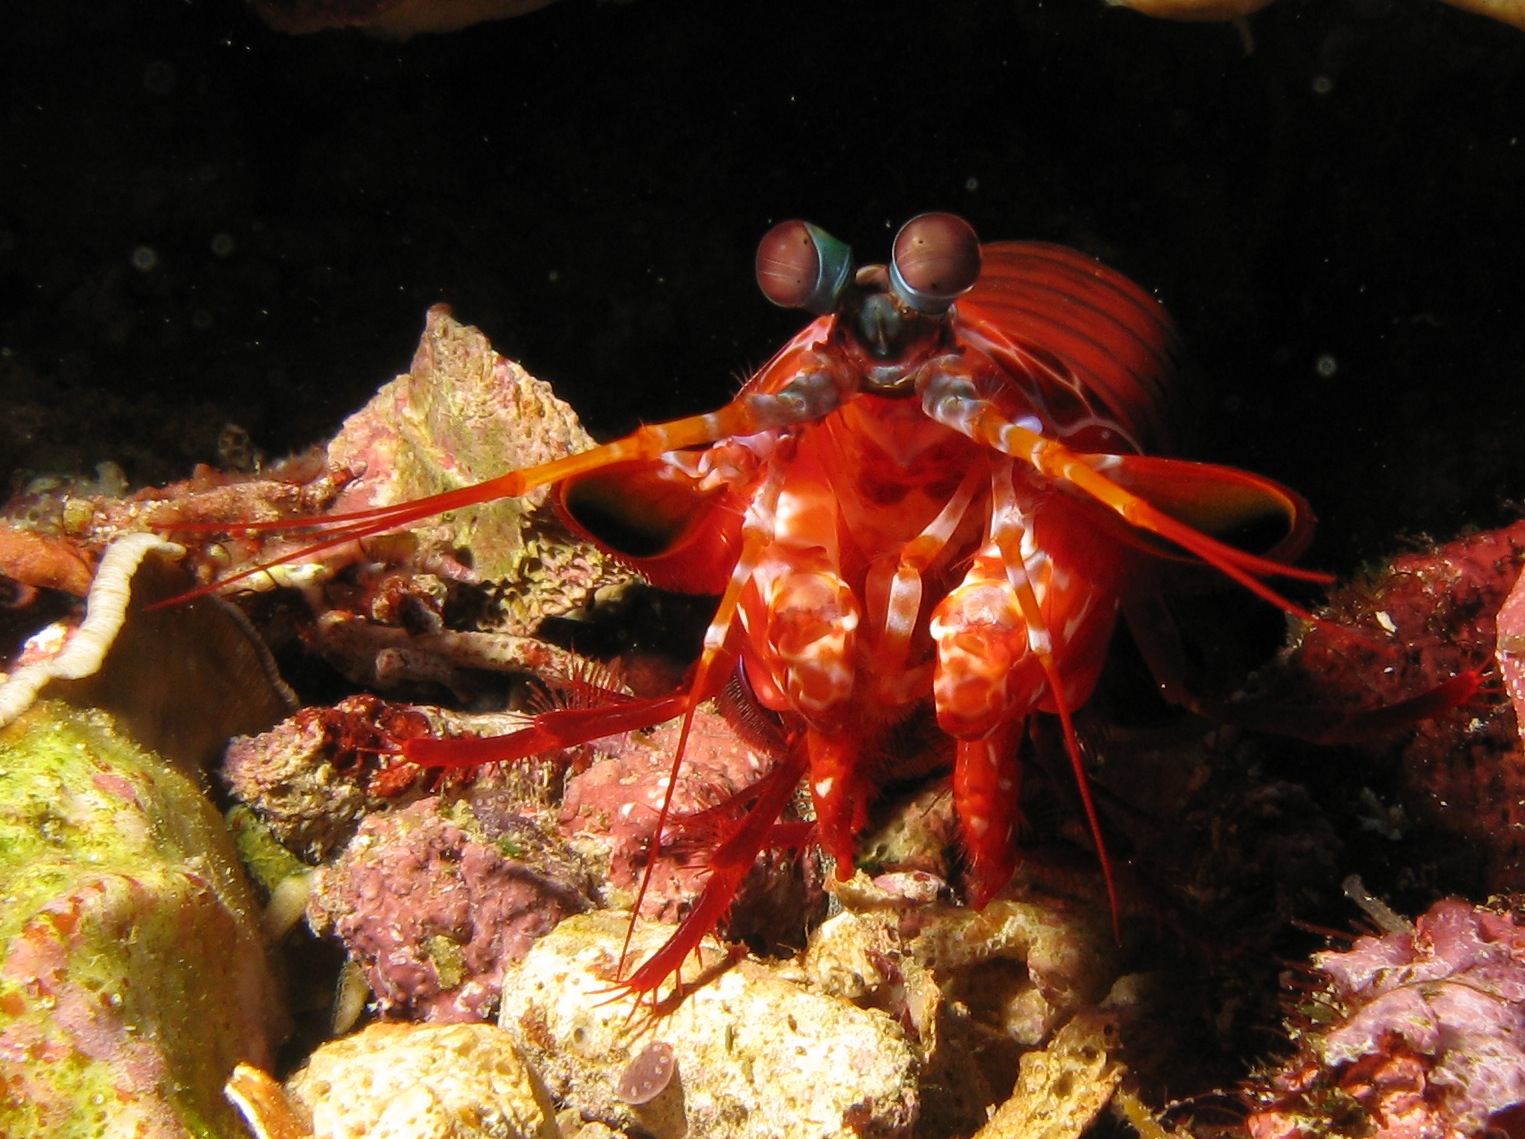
{"left": 1246, "top": 897, "right": 1525, "bottom": 1139}
{"left": 308, "top": 792, "right": 595, "bottom": 1023}
{"left": 1264, "top": 522, "right": 1525, "bottom": 889}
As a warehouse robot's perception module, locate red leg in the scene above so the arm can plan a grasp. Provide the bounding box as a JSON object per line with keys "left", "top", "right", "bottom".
{"left": 952, "top": 720, "right": 1025, "bottom": 908}
{"left": 805, "top": 727, "right": 875, "bottom": 880}
{"left": 614, "top": 743, "right": 810, "bottom": 995}
{"left": 402, "top": 691, "right": 690, "bottom": 769}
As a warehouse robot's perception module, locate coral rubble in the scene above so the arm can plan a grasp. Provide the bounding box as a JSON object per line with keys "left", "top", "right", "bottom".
{"left": 1247, "top": 896, "right": 1525, "bottom": 1139}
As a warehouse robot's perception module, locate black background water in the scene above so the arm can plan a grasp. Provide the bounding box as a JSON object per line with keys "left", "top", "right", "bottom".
{"left": 3, "top": 0, "right": 1523, "bottom": 570}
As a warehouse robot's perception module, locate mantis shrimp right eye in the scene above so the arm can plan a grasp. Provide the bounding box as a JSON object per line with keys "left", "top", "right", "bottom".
{"left": 888, "top": 212, "right": 981, "bottom": 315}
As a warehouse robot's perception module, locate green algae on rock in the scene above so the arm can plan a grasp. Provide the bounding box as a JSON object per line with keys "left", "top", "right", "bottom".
{"left": 324, "top": 305, "right": 631, "bottom": 616}
{"left": 0, "top": 701, "right": 282, "bottom": 1139}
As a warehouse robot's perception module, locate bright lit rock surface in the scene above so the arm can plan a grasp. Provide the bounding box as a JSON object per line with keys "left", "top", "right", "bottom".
{"left": 497, "top": 911, "right": 919, "bottom": 1139}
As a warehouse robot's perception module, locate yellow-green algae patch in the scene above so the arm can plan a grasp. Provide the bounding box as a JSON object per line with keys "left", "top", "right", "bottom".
{"left": 0, "top": 701, "right": 281, "bottom": 1139}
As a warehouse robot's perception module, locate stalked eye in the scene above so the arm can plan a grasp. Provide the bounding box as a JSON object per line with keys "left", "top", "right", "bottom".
{"left": 888, "top": 213, "right": 981, "bottom": 315}
{"left": 755, "top": 220, "right": 855, "bottom": 314}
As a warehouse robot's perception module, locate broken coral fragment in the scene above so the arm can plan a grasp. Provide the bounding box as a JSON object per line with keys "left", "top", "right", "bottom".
{"left": 973, "top": 1011, "right": 1126, "bottom": 1139}
{"left": 325, "top": 304, "right": 629, "bottom": 604}
{"left": 280, "top": 1022, "right": 561, "bottom": 1139}
{"left": 804, "top": 891, "right": 1122, "bottom": 1136}
{"left": 498, "top": 910, "right": 919, "bottom": 1139}
{"left": 1246, "top": 896, "right": 1525, "bottom": 1139}
{"left": 0, "top": 701, "right": 282, "bottom": 1139}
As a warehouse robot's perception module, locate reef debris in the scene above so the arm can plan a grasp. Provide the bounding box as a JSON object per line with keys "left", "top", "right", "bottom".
{"left": 805, "top": 885, "right": 1123, "bottom": 1136}
{"left": 221, "top": 693, "right": 545, "bottom": 861}
{"left": 971, "top": 1011, "right": 1126, "bottom": 1139}
{"left": 1246, "top": 895, "right": 1525, "bottom": 1139}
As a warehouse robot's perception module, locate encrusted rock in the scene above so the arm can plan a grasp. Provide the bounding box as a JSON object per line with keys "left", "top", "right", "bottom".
{"left": 222, "top": 695, "right": 549, "bottom": 861}
{"left": 497, "top": 910, "right": 919, "bottom": 1139}
{"left": 0, "top": 702, "right": 282, "bottom": 1139}
{"left": 284, "top": 1021, "right": 561, "bottom": 1139}
{"left": 1264, "top": 523, "right": 1525, "bottom": 890}
{"left": 309, "top": 792, "right": 595, "bottom": 1022}
{"left": 324, "top": 305, "right": 629, "bottom": 615}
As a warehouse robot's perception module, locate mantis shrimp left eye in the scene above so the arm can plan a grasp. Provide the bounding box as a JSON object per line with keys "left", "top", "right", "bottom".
{"left": 754, "top": 219, "right": 855, "bottom": 314}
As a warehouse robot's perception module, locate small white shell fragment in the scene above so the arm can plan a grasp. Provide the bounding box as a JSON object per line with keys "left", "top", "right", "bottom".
{"left": 0, "top": 534, "right": 184, "bottom": 727}
{"left": 615, "top": 1040, "right": 676, "bottom": 1105}
{"left": 497, "top": 911, "right": 919, "bottom": 1139}
{"left": 226, "top": 1063, "right": 312, "bottom": 1139}
{"left": 284, "top": 1022, "right": 561, "bottom": 1139}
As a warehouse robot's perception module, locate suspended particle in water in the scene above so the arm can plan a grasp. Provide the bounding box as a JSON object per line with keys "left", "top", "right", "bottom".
{"left": 1315, "top": 353, "right": 1338, "bottom": 378}
{"left": 616, "top": 1041, "right": 676, "bottom": 1105}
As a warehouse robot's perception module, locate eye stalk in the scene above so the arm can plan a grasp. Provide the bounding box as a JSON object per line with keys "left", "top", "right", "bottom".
{"left": 888, "top": 213, "right": 982, "bottom": 315}
{"left": 755, "top": 220, "right": 855, "bottom": 315}
{"left": 755, "top": 213, "right": 984, "bottom": 395}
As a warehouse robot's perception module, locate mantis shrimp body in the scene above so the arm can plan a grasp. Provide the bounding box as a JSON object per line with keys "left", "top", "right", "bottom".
{"left": 177, "top": 214, "right": 1328, "bottom": 995}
